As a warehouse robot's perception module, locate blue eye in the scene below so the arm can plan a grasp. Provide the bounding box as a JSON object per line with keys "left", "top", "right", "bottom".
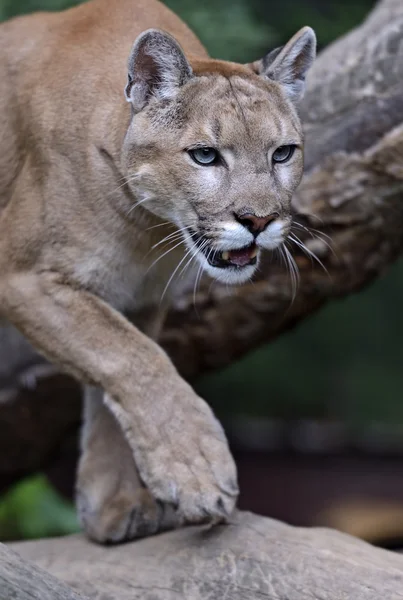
{"left": 189, "top": 147, "right": 219, "bottom": 166}
{"left": 272, "top": 145, "right": 296, "bottom": 163}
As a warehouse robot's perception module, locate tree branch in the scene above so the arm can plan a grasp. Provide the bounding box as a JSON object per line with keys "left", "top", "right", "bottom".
{"left": 0, "top": 542, "right": 88, "bottom": 600}
{"left": 6, "top": 511, "right": 403, "bottom": 599}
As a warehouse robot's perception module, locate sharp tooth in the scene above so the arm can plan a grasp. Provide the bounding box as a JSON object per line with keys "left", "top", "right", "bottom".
{"left": 250, "top": 247, "right": 258, "bottom": 259}
{"left": 222, "top": 251, "right": 230, "bottom": 261}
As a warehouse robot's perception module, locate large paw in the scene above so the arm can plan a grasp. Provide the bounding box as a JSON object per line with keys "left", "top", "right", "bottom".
{"left": 106, "top": 385, "right": 239, "bottom": 526}
{"left": 77, "top": 388, "right": 182, "bottom": 544}
{"left": 77, "top": 426, "right": 183, "bottom": 543}
{"left": 77, "top": 483, "right": 181, "bottom": 544}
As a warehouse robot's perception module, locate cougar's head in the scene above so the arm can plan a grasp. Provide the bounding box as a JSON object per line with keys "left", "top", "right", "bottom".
{"left": 122, "top": 27, "right": 316, "bottom": 284}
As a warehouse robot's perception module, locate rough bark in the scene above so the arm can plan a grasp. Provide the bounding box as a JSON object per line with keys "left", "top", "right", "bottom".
{"left": 2, "top": 0, "right": 403, "bottom": 481}
{"left": 0, "top": 542, "right": 88, "bottom": 600}
{"left": 4, "top": 511, "right": 403, "bottom": 599}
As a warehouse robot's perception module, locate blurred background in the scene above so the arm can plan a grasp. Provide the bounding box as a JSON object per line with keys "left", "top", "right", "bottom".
{"left": 3, "top": 0, "right": 403, "bottom": 550}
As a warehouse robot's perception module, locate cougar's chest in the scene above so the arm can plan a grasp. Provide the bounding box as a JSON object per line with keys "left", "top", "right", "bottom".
{"left": 76, "top": 238, "right": 194, "bottom": 314}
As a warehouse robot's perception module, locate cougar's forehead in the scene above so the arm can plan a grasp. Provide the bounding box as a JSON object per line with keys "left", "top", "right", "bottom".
{"left": 180, "top": 74, "right": 302, "bottom": 148}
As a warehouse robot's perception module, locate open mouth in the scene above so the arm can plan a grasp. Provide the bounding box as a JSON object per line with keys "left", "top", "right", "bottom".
{"left": 190, "top": 231, "right": 258, "bottom": 269}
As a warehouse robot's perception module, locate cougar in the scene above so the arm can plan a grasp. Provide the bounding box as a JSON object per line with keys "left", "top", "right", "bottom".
{"left": 0, "top": 0, "right": 316, "bottom": 542}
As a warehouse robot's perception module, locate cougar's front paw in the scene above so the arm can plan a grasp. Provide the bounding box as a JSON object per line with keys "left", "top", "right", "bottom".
{"left": 76, "top": 432, "right": 182, "bottom": 543}
{"left": 77, "top": 390, "right": 183, "bottom": 544}
{"left": 121, "top": 387, "right": 239, "bottom": 526}
{"left": 77, "top": 483, "right": 181, "bottom": 544}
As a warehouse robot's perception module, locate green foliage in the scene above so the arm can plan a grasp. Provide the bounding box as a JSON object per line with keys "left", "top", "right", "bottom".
{"left": 165, "top": 0, "right": 276, "bottom": 62}
{"left": 251, "top": 0, "right": 375, "bottom": 49}
{"left": 0, "top": 475, "right": 79, "bottom": 541}
{"left": 0, "top": 0, "right": 81, "bottom": 21}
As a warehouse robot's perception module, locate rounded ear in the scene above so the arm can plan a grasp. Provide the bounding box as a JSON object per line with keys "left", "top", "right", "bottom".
{"left": 252, "top": 27, "right": 316, "bottom": 102}
{"left": 125, "top": 29, "right": 193, "bottom": 112}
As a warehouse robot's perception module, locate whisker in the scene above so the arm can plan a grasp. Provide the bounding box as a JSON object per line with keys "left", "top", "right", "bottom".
{"left": 141, "top": 226, "right": 190, "bottom": 264}
{"left": 114, "top": 172, "right": 133, "bottom": 186}
{"left": 292, "top": 222, "right": 336, "bottom": 257}
{"left": 289, "top": 233, "right": 314, "bottom": 266}
{"left": 145, "top": 237, "right": 186, "bottom": 275}
{"left": 193, "top": 247, "right": 209, "bottom": 311}
{"left": 310, "top": 228, "right": 333, "bottom": 243}
{"left": 288, "top": 233, "right": 330, "bottom": 277}
{"left": 150, "top": 230, "right": 184, "bottom": 251}
{"left": 109, "top": 173, "right": 142, "bottom": 197}
{"left": 145, "top": 221, "right": 171, "bottom": 232}
{"left": 177, "top": 238, "right": 204, "bottom": 280}
{"left": 160, "top": 247, "right": 195, "bottom": 305}
{"left": 161, "top": 239, "right": 209, "bottom": 306}
{"left": 282, "top": 243, "right": 300, "bottom": 302}
{"left": 297, "top": 211, "right": 325, "bottom": 227}
{"left": 276, "top": 246, "right": 286, "bottom": 270}
{"left": 126, "top": 196, "right": 152, "bottom": 217}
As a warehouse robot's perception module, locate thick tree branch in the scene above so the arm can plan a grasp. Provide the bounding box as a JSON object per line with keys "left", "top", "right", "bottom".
{"left": 0, "top": 542, "right": 88, "bottom": 600}
{"left": 5, "top": 511, "right": 403, "bottom": 599}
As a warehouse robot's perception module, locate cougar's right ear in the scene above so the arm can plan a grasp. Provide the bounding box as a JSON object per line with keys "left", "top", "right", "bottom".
{"left": 125, "top": 29, "right": 193, "bottom": 112}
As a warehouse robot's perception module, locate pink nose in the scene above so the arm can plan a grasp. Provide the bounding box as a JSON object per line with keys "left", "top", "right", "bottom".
{"left": 237, "top": 212, "right": 278, "bottom": 234}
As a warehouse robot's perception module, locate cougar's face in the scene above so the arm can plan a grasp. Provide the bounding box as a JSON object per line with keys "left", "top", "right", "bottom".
{"left": 124, "top": 74, "right": 304, "bottom": 285}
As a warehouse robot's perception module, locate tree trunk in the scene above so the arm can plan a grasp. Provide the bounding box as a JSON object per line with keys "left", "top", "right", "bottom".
{"left": 4, "top": 511, "right": 403, "bottom": 599}
{"left": 1, "top": 0, "right": 403, "bottom": 485}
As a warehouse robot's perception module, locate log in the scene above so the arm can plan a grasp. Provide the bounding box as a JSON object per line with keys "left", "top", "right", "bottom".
{"left": 0, "top": 542, "right": 88, "bottom": 600}
{"left": 2, "top": 0, "right": 403, "bottom": 484}
{"left": 5, "top": 511, "right": 403, "bottom": 599}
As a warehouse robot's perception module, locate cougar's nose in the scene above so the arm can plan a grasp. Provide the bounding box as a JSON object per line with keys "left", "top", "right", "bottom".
{"left": 236, "top": 212, "right": 279, "bottom": 235}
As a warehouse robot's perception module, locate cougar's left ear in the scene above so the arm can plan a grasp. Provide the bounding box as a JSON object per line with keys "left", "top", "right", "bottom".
{"left": 125, "top": 29, "right": 193, "bottom": 112}
{"left": 252, "top": 27, "right": 316, "bottom": 102}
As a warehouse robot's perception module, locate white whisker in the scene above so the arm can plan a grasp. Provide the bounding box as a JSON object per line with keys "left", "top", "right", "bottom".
{"left": 150, "top": 229, "right": 184, "bottom": 251}
{"left": 282, "top": 243, "right": 300, "bottom": 302}
{"left": 292, "top": 222, "right": 336, "bottom": 257}
{"left": 299, "top": 211, "right": 325, "bottom": 227}
{"left": 126, "top": 196, "right": 153, "bottom": 217}
{"left": 177, "top": 238, "right": 205, "bottom": 280}
{"left": 145, "top": 237, "right": 186, "bottom": 275}
{"left": 145, "top": 221, "right": 171, "bottom": 232}
{"left": 288, "top": 233, "right": 329, "bottom": 277}
{"left": 161, "top": 244, "right": 200, "bottom": 304}
{"left": 295, "top": 223, "right": 332, "bottom": 243}
{"left": 161, "top": 239, "right": 209, "bottom": 305}
{"left": 193, "top": 245, "right": 209, "bottom": 310}
{"left": 109, "top": 173, "right": 142, "bottom": 197}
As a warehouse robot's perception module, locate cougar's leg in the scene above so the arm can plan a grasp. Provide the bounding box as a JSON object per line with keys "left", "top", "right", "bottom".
{"left": 77, "top": 385, "right": 182, "bottom": 543}
{"left": 76, "top": 307, "right": 182, "bottom": 543}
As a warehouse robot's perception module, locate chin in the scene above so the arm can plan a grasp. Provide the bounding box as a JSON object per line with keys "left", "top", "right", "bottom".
{"left": 204, "top": 259, "right": 259, "bottom": 284}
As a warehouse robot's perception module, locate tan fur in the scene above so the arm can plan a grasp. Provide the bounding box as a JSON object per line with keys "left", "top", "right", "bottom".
{"left": 0, "top": 0, "right": 315, "bottom": 542}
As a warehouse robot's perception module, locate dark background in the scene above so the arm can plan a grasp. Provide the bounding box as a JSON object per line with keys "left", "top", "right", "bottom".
{"left": 3, "top": 0, "right": 403, "bottom": 544}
